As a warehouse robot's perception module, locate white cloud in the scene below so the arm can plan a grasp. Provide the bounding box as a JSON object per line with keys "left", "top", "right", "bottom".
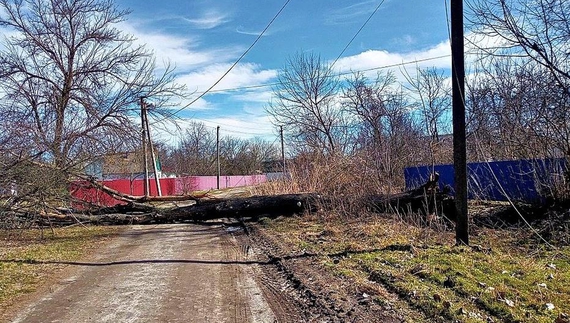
{"left": 333, "top": 40, "right": 451, "bottom": 77}
{"left": 153, "top": 114, "right": 275, "bottom": 141}
{"left": 117, "top": 21, "right": 243, "bottom": 71}
{"left": 231, "top": 89, "right": 274, "bottom": 104}
{"left": 392, "top": 34, "right": 417, "bottom": 47}
{"left": 325, "top": 1, "right": 380, "bottom": 25}
{"left": 177, "top": 97, "right": 216, "bottom": 111}
{"left": 183, "top": 10, "right": 229, "bottom": 29}
{"left": 205, "top": 115, "right": 276, "bottom": 139}
{"left": 176, "top": 63, "right": 277, "bottom": 94}
{"left": 235, "top": 26, "right": 272, "bottom": 36}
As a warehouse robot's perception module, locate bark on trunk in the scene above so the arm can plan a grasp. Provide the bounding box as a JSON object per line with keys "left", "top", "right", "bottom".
{"left": 366, "top": 173, "right": 455, "bottom": 219}
{"left": 40, "top": 193, "right": 321, "bottom": 225}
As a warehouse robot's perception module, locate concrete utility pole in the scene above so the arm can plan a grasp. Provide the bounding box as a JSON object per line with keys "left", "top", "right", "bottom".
{"left": 140, "top": 98, "right": 150, "bottom": 198}
{"left": 216, "top": 126, "right": 221, "bottom": 190}
{"left": 280, "top": 125, "right": 286, "bottom": 175}
{"left": 144, "top": 104, "right": 162, "bottom": 197}
{"left": 451, "top": 0, "right": 469, "bottom": 245}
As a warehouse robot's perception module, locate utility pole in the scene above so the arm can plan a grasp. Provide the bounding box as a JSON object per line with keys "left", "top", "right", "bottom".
{"left": 280, "top": 125, "right": 286, "bottom": 176}
{"left": 451, "top": 0, "right": 469, "bottom": 245}
{"left": 140, "top": 97, "right": 150, "bottom": 198}
{"left": 216, "top": 126, "right": 220, "bottom": 190}
{"left": 144, "top": 104, "right": 162, "bottom": 196}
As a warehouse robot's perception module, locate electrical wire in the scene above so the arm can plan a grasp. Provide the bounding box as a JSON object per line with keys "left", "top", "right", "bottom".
{"left": 154, "top": 0, "right": 446, "bottom": 134}
{"left": 163, "top": 53, "right": 451, "bottom": 130}
{"left": 329, "top": 0, "right": 387, "bottom": 71}
{"left": 151, "top": 0, "right": 292, "bottom": 125}
{"left": 194, "top": 54, "right": 451, "bottom": 95}
{"left": 198, "top": 122, "right": 274, "bottom": 136}
{"left": 191, "top": 117, "right": 274, "bottom": 132}
{"left": 156, "top": 54, "right": 451, "bottom": 136}
{"left": 444, "top": 0, "right": 554, "bottom": 248}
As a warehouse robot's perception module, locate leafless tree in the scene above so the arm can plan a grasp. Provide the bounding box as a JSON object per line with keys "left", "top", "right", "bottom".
{"left": 166, "top": 122, "right": 217, "bottom": 175}
{"left": 220, "top": 136, "right": 279, "bottom": 175}
{"left": 343, "top": 72, "right": 422, "bottom": 191}
{"left": 266, "top": 52, "right": 349, "bottom": 156}
{"left": 404, "top": 67, "right": 451, "bottom": 142}
{"left": 0, "top": 0, "right": 185, "bottom": 170}
{"left": 163, "top": 122, "right": 279, "bottom": 176}
{"left": 402, "top": 66, "right": 452, "bottom": 167}
{"left": 467, "top": 0, "right": 570, "bottom": 94}
{"left": 230, "top": 137, "right": 279, "bottom": 175}
{"left": 466, "top": 57, "right": 570, "bottom": 161}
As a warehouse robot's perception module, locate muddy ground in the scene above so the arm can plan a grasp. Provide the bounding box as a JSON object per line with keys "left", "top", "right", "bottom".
{"left": 4, "top": 222, "right": 413, "bottom": 323}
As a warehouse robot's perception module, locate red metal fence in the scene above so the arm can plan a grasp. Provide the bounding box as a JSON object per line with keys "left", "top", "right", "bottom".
{"left": 71, "top": 175, "right": 267, "bottom": 207}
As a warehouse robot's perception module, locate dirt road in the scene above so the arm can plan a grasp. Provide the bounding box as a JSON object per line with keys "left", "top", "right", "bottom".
{"left": 8, "top": 224, "right": 286, "bottom": 323}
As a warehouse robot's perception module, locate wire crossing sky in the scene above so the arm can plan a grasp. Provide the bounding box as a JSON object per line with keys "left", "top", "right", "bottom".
{"left": 113, "top": 0, "right": 453, "bottom": 141}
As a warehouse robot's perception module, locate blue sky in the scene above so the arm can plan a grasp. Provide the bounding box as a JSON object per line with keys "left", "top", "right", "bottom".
{"left": 115, "top": 0, "right": 454, "bottom": 142}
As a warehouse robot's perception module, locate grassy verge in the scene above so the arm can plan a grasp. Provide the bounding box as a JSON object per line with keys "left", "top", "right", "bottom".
{"left": 259, "top": 214, "right": 570, "bottom": 323}
{"left": 0, "top": 225, "right": 123, "bottom": 312}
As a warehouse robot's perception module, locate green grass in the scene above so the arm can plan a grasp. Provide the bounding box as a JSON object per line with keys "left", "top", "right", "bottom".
{"left": 260, "top": 214, "right": 570, "bottom": 323}
{"left": 0, "top": 226, "right": 123, "bottom": 311}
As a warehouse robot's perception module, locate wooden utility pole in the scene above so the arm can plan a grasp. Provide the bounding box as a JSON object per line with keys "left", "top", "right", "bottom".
{"left": 451, "top": 0, "right": 469, "bottom": 245}
{"left": 140, "top": 98, "right": 150, "bottom": 198}
{"left": 280, "top": 125, "right": 286, "bottom": 175}
{"left": 216, "top": 126, "right": 220, "bottom": 190}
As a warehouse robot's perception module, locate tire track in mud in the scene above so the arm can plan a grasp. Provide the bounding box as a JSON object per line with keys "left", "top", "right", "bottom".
{"left": 241, "top": 224, "right": 410, "bottom": 323}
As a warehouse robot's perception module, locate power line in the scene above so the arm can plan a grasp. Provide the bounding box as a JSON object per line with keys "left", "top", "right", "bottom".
{"left": 155, "top": 54, "right": 452, "bottom": 133}
{"left": 192, "top": 117, "right": 272, "bottom": 132}
{"left": 152, "top": 53, "right": 452, "bottom": 138}
{"left": 198, "top": 122, "right": 274, "bottom": 136}
{"left": 329, "top": 0, "right": 387, "bottom": 70}
{"left": 190, "top": 54, "right": 451, "bottom": 95}
{"left": 152, "top": 0, "right": 291, "bottom": 125}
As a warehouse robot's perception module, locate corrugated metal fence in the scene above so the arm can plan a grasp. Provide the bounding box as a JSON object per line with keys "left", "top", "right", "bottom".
{"left": 71, "top": 175, "right": 267, "bottom": 207}
{"left": 404, "top": 158, "right": 566, "bottom": 203}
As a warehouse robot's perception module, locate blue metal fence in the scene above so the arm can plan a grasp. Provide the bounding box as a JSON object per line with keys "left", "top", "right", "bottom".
{"left": 404, "top": 158, "right": 566, "bottom": 203}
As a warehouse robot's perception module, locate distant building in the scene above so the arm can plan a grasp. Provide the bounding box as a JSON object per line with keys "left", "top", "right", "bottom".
{"left": 85, "top": 150, "right": 161, "bottom": 180}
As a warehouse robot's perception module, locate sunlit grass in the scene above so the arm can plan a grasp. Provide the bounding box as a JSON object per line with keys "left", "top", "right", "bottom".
{"left": 259, "top": 214, "right": 570, "bottom": 323}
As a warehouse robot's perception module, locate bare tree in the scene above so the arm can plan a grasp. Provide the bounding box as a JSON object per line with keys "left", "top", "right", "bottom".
{"left": 402, "top": 66, "right": 452, "bottom": 167}
{"left": 467, "top": 0, "right": 570, "bottom": 94}
{"left": 167, "top": 122, "right": 217, "bottom": 175}
{"left": 343, "top": 72, "right": 421, "bottom": 191}
{"left": 404, "top": 67, "right": 451, "bottom": 142}
{"left": 219, "top": 137, "right": 278, "bottom": 175}
{"left": 0, "top": 0, "right": 184, "bottom": 169}
{"left": 163, "top": 122, "right": 279, "bottom": 176}
{"left": 266, "top": 52, "right": 349, "bottom": 155}
{"left": 466, "top": 57, "right": 570, "bottom": 161}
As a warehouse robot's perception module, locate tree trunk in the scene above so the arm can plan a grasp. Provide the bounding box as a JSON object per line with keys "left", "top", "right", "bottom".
{"left": 366, "top": 174, "right": 455, "bottom": 220}
{"left": 40, "top": 193, "right": 321, "bottom": 225}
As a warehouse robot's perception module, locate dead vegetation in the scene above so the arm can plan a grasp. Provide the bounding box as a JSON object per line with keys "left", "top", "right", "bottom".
{"left": 250, "top": 211, "right": 570, "bottom": 323}
{"left": 244, "top": 154, "right": 570, "bottom": 322}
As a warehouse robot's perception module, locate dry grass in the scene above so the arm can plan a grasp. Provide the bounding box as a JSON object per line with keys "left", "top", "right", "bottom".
{"left": 257, "top": 212, "right": 570, "bottom": 323}
{"left": 252, "top": 154, "right": 570, "bottom": 322}
{"left": 0, "top": 226, "right": 123, "bottom": 314}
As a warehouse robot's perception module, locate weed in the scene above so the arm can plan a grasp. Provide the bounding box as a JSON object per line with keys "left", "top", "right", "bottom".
{"left": 259, "top": 213, "right": 570, "bottom": 322}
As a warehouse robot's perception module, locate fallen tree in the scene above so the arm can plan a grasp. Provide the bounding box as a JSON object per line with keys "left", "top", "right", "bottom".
{"left": 29, "top": 193, "right": 322, "bottom": 225}
{"left": 366, "top": 173, "right": 456, "bottom": 220}
{"left": 2, "top": 167, "right": 449, "bottom": 227}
